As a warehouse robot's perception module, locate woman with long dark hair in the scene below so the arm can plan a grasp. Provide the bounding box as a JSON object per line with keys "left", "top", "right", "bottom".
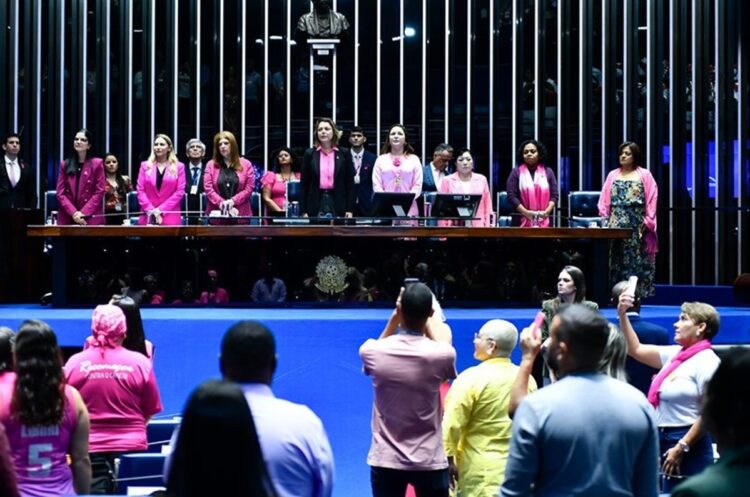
{"left": 262, "top": 147, "right": 301, "bottom": 215}
{"left": 167, "top": 379, "right": 277, "bottom": 497}
{"left": 0, "top": 326, "right": 14, "bottom": 388}
{"left": 55, "top": 129, "right": 106, "bottom": 225}
{"left": 0, "top": 320, "right": 91, "bottom": 496}
{"left": 372, "top": 123, "right": 423, "bottom": 218}
{"left": 110, "top": 295, "right": 154, "bottom": 360}
{"left": 102, "top": 153, "right": 131, "bottom": 225}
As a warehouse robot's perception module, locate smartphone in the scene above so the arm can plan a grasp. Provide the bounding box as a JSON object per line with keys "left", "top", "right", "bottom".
{"left": 403, "top": 277, "right": 420, "bottom": 288}
{"left": 531, "top": 311, "right": 545, "bottom": 340}
{"left": 626, "top": 275, "right": 638, "bottom": 295}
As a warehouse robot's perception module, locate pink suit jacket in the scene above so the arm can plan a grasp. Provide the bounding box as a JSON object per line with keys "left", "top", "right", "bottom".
{"left": 55, "top": 158, "right": 106, "bottom": 225}
{"left": 203, "top": 158, "right": 255, "bottom": 216}
{"left": 438, "top": 172, "right": 493, "bottom": 227}
{"left": 136, "top": 161, "right": 186, "bottom": 225}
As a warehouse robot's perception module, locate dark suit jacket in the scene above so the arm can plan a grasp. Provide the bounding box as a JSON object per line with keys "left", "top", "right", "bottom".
{"left": 626, "top": 314, "right": 670, "bottom": 396}
{"left": 184, "top": 162, "right": 206, "bottom": 214}
{"left": 353, "top": 148, "right": 377, "bottom": 216}
{"left": 300, "top": 147, "right": 355, "bottom": 217}
{"left": 421, "top": 162, "right": 453, "bottom": 193}
{"left": 0, "top": 158, "right": 36, "bottom": 209}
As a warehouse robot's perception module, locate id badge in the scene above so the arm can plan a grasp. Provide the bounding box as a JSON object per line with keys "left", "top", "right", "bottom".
{"left": 114, "top": 202, "right": 122, "bottom": 212}
{"left": 190, "top": 185, "right": 198, "bottom": 195}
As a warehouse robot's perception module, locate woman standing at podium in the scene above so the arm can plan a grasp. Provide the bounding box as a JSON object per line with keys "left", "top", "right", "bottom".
{"left": 372, "top": 123, "right": 422, "bottom": 217}
{"left": 505, "top": 139, "right": 558, "bottom": 227}
{"left": 262, "top": 147, "right": 300, "bottom": 215}
{"left": 55, "top": 129, "right": 106, "bottom": 225}
{"left": 203, "top": 131, "right": 256, "bottom": 217}
{"left": 598, "top": 141, "right": 658, "bottom": 297}
{"left": 438, "top": 148, "right": 492, "bottom": 226}
{"left": 136, "top": 134, "right": 186, "bottom": 225}
{"left": 300, "top": 118, "right": 355, "bottom": 217}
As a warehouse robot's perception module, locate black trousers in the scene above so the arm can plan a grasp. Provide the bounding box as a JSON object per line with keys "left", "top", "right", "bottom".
{"left": 370, "top": 466, "right": 450, "bottom": 497}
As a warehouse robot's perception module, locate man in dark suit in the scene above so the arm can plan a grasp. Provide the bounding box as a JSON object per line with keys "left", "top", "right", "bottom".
{"left": 611, "top": 280, "right": 670, "bottom": 396}
{"left": 184, "top": 138, "right": 206, "bottom": 223}
{"left": 348, "top": 126, "right": 376, "bottom": 216}
{"left": 421, "top": 143, "right": 453, "bottom": 193}
{"left": 0, "top": 133, "right": 36, "bottom": 209}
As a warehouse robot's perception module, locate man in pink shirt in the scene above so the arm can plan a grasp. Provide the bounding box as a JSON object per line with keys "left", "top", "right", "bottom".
{"left": 359, "top": 283, "right": 457, "bottom": 497}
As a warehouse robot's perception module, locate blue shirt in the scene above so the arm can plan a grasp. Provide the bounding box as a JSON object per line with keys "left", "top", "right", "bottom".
{"left": 251, "top": 278, "right": 287, "bottom": 303}
{"left": 501, "top": 372, "right": 659, "bottom": 497}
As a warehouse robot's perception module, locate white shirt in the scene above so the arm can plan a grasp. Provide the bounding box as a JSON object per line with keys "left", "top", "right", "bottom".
{"left": 430, "top": 163, "right": 445, "bottom": 190}
{"left": 655, "top": 346, "right": 720, "bottom": 427}
{"left": 5, "top": 156, "right": 20, "bottom": 187}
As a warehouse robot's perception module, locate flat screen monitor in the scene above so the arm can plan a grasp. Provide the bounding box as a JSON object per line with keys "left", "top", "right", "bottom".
{"left": 369, "top": 192, "right": 415, "bottom": 218}
{"left": 431, "top": 193, "right": 481, "bottom": 219}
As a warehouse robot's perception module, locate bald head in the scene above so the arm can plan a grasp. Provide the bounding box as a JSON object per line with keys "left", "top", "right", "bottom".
{"left": 478, "top": 319, "right": 518, "bottom": 358}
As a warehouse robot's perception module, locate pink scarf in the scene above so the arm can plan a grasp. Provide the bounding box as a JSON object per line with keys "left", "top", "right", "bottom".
{"left": 84, "top": 304, "right": 127, "bottom": 353}
{"left": 518, "top": 165, "right": 551, "bottom": 227}
{"left": 647, "top": 339, "right": 713, "bottom": 408}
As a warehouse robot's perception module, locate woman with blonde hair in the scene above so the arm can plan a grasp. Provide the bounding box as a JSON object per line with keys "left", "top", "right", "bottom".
{"left": 136, "top": 134, "right": 186, "bottom": 225}
{"left": 203, "top": 130, "right": 255, "bottom": 217}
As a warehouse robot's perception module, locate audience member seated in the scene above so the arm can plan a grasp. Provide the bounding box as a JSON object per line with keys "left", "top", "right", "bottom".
{"left": 251, "top": 263, "right": 287, "bottom": 303}
{"left": 262, "top": 147, "right": 300, "bottom": 216}
{"left": 438, "top": 148, "right": 492, "bottom": 226}
{"left": 618, "top": 295, "right": 721, "bottom": 493}
{"left": 200, "top": 269, "right": 230, "bottom": 304}
{"left": 111, "top": 295, "right": 155, "bottom": 360}
{"left": 0, "top": 320, "right": 91, "bottom": 496}
{"left": 64, "top": 305, "right": 163, "bottom": 493}
{"left": 611, "top": 280, "right": 669, "bottom": 395}
{"left": 172, "top": 280, "right": 199, "bottom": 304}
{"left": 672, "top": 347, "right": 750, "bottom": 497}
{"left": 103, "top": 153, "right": 131, "bottom": 225}
{"left": 166, "top": 379, "right": 277, "bottom": 497}
{"left": 144, "top": 273, "right": 166, "bottom": 305}
{"left": 501, "top": 305, "right": 658, "bottom": 496}
{"left": 506, "top": 139, "right": 558, "bottom": 227}
{"left": 442, "top": 319, "right": 535, "bottom": 495}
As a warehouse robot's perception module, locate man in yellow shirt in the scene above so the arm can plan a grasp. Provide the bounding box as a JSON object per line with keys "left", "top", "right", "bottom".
{"left": 442, "top": 319, "right": 536, "bottom": 497}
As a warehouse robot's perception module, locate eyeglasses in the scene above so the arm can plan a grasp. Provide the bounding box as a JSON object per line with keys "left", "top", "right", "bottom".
{"left": 474, "top": 332, "right": 494, "bottom": 342}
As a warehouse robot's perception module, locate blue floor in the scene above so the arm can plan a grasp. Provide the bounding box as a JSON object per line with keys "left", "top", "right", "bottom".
{"left": 1, "top": 304, "right": 749, "bottom": 497}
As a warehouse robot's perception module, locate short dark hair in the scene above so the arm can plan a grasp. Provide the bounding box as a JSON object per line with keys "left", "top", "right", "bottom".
{"left": 221, "top": 321, "right": 276, "bottom": 383}
{"left": 270, "top": 147, "right": 300, "bottom": 173}
{"left": 516, "top": 139, "right": 548, "bottom": 164}
{"left": 400, "top": 283, "right": 433, "bottom": 331}
{"left": 555, "top": 304, "right": 609, "bottom": 370}
{"left": 350, "top": 126, "right": 365, "bottom": 135}
{"left": 618, "top": 141, "right": 643, "bottom": 167}
{"left": 4, "top": 133, "right": 20, "bottom": 144}
{"left": 433, "top": 143, "right": 453, "bottom": 155}
{"left": 702, "top": 347, "right": 750, "bottom": 447}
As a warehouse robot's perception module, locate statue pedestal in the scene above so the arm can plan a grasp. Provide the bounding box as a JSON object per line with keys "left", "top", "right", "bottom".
{"left": 307, "top": 39, "right": 341, "bottom": 136}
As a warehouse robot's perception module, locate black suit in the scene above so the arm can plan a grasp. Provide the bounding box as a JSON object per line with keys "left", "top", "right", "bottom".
{"left": 352, "top": 148, "right": 377, "bottom": 216}
{"left": 0, "top": 157, "right": 37, "bottom": 209}
{"left": 184, "top": 162, "right": 206, "bottom": 216}
{"left": 300, "top": 147, "right": 355, "bottom": 217}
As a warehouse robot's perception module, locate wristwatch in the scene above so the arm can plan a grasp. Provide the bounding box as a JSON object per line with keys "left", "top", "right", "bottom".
{"left": 677, "top": 439, "right": 690, "bottom": 453}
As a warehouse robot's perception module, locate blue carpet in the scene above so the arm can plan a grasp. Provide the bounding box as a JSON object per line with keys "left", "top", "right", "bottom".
{"left": 1, "top": 304, "right": 749, "bottom": 496}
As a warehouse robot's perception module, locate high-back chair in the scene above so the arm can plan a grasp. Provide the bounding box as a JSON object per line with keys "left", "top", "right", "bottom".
{"left": 568, "top": 191, "right": 602, "bottom": 227}
{"left": 496, "top": 191, "right": 514, "bottom": 227}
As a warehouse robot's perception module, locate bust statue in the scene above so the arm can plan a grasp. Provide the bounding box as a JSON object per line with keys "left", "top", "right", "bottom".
{"left": 295, "top": 0, "right": 350, "bottom": 41}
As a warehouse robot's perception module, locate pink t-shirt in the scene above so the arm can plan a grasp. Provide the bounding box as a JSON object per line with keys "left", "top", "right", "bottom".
{"left": 64, "top": 346, "right": 162, "bottom": 452}
{"left": 372, "top": 153, "right": 423, "bottom": 217}
{"left": 0, "top": 384, "right": 78, "bottom": 497}
{"left": 262, "top": 172, "right": 301, "bottom": 210}
{"left": 359, "top": 334, "right": 456, "bottom": 470}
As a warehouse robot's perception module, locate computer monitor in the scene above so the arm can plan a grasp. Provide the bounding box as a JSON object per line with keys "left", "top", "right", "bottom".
{"left": 369, "top": 192, "right": 415, "bottom": 218}
{"left": 431, "top": 193, "right": 481, "bottom": 220}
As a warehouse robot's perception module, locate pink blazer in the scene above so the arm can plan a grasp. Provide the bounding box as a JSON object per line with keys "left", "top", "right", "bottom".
{"left": 598, "top": 166, "right": 658, "bottom": 256}
{"left": 203, "top": 158, "right": 255, "bottom": 216}
{"left": 55, "top": 158, "right": 106, "bottom": 225}
{"left": 136, "top": 161, "right": 186, "bottom": 225}
{"left": 438, "top": 172, "right": 493, "bottom": 227}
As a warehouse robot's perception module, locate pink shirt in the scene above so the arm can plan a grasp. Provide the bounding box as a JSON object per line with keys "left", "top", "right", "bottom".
{"left": 359, "top": 334, "right": 456, "bottom": 470}
{"left": 372, "top": 153, "right": 423, "bottom": 217}
{"left": 0, "top": 371, "right": 16, "bottom": 389}
{"left": 317, "top": 147, "right": 337, "bottom": 190}
{"left": 262, "top": 172, "right": 301, "bottom": 210}
{"left": 64, "top": 346, "right": 162, "bottom": 452}
{"left": 438, "top": 172, "right": 493, "bottom": 227}
{"left": 1, "top": 384, "right": 78, "bottom": 497}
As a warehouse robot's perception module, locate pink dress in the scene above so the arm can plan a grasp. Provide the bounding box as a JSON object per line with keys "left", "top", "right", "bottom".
{"left": 0, "top": 384, "right": 78, "bottom": 497}
{"left": 64, "top": 346, "right": 162, "bottom": 452}
{"left": 372, "top": 153, "right": 423, "bottom": 217}
{"left": 438, "top": 172, "right": 493, "bottom": 227}
{"left": 261, "top": 172, "right": 301, "bottom": 211}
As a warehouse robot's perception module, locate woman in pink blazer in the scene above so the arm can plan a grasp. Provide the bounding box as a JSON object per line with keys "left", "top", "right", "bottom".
{"left": 438, "top": 148, "right": 492, "bottom": 227}
{"left": 55, "top": 129, "right": 106, "bottom": 225}
{"left": 136, "top": 134, "right": 186, "bottom": 225}
{"left": 204, "top": 131, "right": 255, "bottom": 217}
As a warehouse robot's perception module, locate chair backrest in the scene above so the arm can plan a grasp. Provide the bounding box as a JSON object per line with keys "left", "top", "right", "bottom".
{"left": 45, "top": 191, "right": 58, "bottom": 220}
{"left": 115, "top": 453, "right": 166, "bottom": 494}
{"left": 250, "top": 191, "right": 262, "bottom": 224}
{"left": 568, "top": 191, "right": 601, "bottom": 227}
{"left": 146, "top": 417, "right": 181, "bottom": 453}
{"left": 496, "top": 191, "right": 513, "bottom": 227}
{"left": 285, "top": 180, "right": 301, "bottom": 209}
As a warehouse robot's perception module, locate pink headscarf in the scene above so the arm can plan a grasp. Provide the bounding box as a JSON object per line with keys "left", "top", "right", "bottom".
{"left": 85, "top": 304, "right": 127, "bottom": 350}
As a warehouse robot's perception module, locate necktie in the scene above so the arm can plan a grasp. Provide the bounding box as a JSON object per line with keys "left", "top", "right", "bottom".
{"left": 354, "top": 154, "right": 362, "bottom": 174}
{"left": 191, "top": 167, "right": 199, "bottom": 185}
{"left": 8, "top": 161, "right": 18, "bottom": 187}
